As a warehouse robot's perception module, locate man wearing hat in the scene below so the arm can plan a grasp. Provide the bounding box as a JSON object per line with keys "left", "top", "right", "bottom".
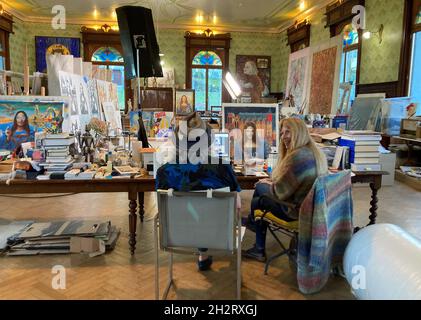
{"left": 156, "top": 112, "right": 241, "bottom": 271}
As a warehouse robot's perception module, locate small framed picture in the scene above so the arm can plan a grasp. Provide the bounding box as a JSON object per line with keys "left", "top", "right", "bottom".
{"left": 175, "top": 89, "right": 195, "bottom": 116}
{"left": 257, "top": 58, "right": 269, "bottom": 69}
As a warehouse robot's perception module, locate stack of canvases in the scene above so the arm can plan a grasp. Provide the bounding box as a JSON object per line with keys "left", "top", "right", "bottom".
{"left": 6, "top": 220, "right": 120, "bottom": 256}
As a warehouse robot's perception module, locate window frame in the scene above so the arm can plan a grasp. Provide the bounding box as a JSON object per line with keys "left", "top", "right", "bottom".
{"left": 191, "top": 50, "right": 224, "bottom": 111}
{"left": 185, "top": 31, "right": 231, "bottom": 112}
{"left": 81, "top": 28, "right": 129, "bottom": 113}
{"left": 399, "top": 0, "right": 421, "bottom": 96}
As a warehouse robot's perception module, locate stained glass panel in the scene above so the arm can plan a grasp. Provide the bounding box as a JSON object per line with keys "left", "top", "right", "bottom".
{"left": 208, "top": 69, "right": 222, "bottom": 109}
{"left": 343, "top": 25, "right": 359, "bottom": 47}
{"left": 192, "top": 68, "right": 206, "bottom": 111}
{"left": 92, "top": 46, "right": 124, "bottom": 63}
{"left": 192, "top": 51, "right": 222, "bottom": 66}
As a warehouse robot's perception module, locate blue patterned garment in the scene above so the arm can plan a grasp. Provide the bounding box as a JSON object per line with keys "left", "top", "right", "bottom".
{"left": 156, "top": 163, "right": 241, "bottom": 192}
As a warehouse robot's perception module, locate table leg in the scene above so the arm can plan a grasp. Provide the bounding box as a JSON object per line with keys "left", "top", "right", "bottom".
{"left": 129, "top": 196, "right": 138, "bottom": 255}
{"left": 368, "top": 181, "right": 380, "bottom": 226}
{"left": 138, "top": 192, "right": 145, "bottom": 223}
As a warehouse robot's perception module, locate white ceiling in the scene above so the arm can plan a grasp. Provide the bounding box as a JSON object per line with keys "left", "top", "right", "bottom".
{"left": 4, "top": 0, "right": 331, "bottom": 32}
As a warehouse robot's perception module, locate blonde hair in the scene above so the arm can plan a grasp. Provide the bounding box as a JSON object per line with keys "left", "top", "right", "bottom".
{"left": 272, "top": 118, "right": 328, "bottom": 182}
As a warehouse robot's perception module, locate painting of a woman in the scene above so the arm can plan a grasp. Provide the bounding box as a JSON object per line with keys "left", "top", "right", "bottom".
{"left": 176, "top": 90, "right": 195, "bottom": 116}
{"left": 0, "top": 111, "right": 35, "bottom": 152}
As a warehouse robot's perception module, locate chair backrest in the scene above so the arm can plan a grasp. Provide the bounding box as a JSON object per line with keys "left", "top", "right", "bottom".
{"left": 297, "top": 170, "right": 353, "bottom": 294}
{"left": 157, "top": 190, "right": 238, "bottom": 251}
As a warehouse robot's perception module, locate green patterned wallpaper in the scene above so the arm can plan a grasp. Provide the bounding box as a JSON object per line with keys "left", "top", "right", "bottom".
{"left": 10, "top": 19, "right": 82, "bottom": 74}
{"left": 360, "top": 0, "right": 404, "bottom": 84}
{"left": 310, "top": 9, "right": 331, "bottom": 47}
{"left": 8, "top": 0, "right": 405, "bottom": 92}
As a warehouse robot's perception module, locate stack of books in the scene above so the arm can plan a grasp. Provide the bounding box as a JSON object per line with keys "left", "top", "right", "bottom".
{"left": 39, "top": 134, "right": 75, "bottom": 172}
{"left": 339, "top": 131, "right": 382, "bottom": 171}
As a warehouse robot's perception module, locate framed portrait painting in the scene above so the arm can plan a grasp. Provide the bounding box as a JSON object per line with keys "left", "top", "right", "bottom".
{"left": 236, "top": 55, "right": 271, "bottom": 103}
{"left": 222, "top": 103, "right": 279, "bottom": 162}
{"left": 175, "top": 89, "right": 195, "bottom": 116}
{"left": 35, "top": 36, "right": 81, "bottom": 73}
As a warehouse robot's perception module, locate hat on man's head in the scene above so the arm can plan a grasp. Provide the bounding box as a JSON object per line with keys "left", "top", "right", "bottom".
{"left": 176, "top": 112, "right": 207, "bottom": 138}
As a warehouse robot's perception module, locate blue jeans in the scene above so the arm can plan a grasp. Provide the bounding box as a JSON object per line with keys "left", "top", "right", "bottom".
{"left": 249, "top": 182, "right": 294, "bottom": 252}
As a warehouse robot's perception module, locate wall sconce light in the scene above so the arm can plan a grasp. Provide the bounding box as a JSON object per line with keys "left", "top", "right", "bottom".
{"left": 363, "top": 24, "right": 384, "bottom": 44}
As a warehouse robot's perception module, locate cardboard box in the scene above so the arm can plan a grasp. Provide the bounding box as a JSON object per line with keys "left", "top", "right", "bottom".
{"left": 70, "top": 237, "right": 105, "bottom": 257}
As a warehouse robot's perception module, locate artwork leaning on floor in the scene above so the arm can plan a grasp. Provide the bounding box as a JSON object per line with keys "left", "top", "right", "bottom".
{"left": 0, "top": 99, "right": 66, "bottom": 153}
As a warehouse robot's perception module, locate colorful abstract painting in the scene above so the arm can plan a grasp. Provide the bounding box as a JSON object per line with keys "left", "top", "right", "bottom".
{"left": 36, "top": 36, "right": 80, "bottom": 73}
{"left": 130, "top": 111, "right": 174, "bottom": 138}
{"left": 309, "top": 46, "right": 339, "bottom": 115}
{"left": 0, "top": 100, "right": 64, "bottom": 153}
{"left": 286, "top": 48, "right": 311, "bottom": 113}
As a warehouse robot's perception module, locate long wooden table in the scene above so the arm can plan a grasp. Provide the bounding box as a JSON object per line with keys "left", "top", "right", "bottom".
{"left": 0, "top": 173, "right": 385, "bottom": 255}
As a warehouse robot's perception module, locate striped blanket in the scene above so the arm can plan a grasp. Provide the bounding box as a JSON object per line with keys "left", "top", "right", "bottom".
{"left": 297, "top": 171, "right": 353, "bottom": 294}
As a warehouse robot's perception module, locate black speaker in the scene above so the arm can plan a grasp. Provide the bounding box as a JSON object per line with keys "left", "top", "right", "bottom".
{"left": 116, "top": 6, "right": 163, "bottom": 80}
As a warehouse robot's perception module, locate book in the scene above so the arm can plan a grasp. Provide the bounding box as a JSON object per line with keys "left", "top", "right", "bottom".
{"left": 354, "top": 152, "right": 380, "bottom": 158}
{"left": 341, "top": 135, "right": 382, "bottom": 142}
{"left": 43, "top": 137, "right": 75, "bottom": 147}
{"left": 354, "top": 158, "right": 380, "bottom": 164}
{"left": 351, "top": 163, "right": 382, "bottom": 171}
{"left": 46, "top": 133, "right": 71, "bottom": 139}
{"left": 114, "top": 166, "right": 139, "bottom": 176}
{"left": 43, "top": 156, "right": 73, "bottom": 164}
{"left": 343, "top": 130, "right": 381, "bottom": 136}
{"left": 331, "top": 147, "right": 345, "bottom": 170}
{"left": 355, "top": 145, "right": 379, "bottom": 152}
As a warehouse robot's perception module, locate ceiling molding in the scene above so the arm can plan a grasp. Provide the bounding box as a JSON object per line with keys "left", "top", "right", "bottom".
{"left": 277, "top": 0, "right": 333, "bottom": 33}
{"left": 3, "top": 0, "right": 333, "bottom": 35}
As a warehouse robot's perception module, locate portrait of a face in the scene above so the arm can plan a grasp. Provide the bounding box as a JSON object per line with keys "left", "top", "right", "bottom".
{"left": 175, "top": 90, "right": 195, "bottom": 116}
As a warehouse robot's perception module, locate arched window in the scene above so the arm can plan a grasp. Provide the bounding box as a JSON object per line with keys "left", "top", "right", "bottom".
{"left": 92, "top": 46, "right": 124, "bottom": 63}
{"left": 340, "top": 24, "right": 359, "bottom": 105}
{"left": 91, "top": 46, "right": 125, "bottom": 111}
{"left": 191, "top": 50, "right": 223, "bottom": 111}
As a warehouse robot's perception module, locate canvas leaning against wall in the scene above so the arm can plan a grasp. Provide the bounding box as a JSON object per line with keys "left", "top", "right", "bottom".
{"left": 0, "top": 100, "right": 66, "bottom": 154}
{"left": 285, "top": 47, "right": 311, "bottom": 114}
{"left": 308, "top": 36, "right": 343, "bottom": 115}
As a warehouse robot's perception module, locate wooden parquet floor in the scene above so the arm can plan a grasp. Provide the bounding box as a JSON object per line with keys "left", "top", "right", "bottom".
{"left": 0, "top": 182, "right": 419, "bottom": 300}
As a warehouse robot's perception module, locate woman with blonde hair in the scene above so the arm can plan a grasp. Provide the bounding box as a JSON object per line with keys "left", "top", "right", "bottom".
{"left": 243, "top": 117, "right": 328, "bottom": 261}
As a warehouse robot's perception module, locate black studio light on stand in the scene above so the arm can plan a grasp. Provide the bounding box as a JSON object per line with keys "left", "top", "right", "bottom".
{"left": 116, "top": 6, "right": 163, "bottom": 149}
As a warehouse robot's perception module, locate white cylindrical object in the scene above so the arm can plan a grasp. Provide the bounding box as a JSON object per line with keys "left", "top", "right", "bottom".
{"left": 344, "top": 224, "right": 421, "bottom": 300}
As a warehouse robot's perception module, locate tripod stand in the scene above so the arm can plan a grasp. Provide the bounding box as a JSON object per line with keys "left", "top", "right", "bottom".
{"left": 135, "top": 47, "right": 149, "bottom": 149}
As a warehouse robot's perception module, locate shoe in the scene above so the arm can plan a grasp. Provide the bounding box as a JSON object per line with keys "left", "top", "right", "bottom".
{"left": 197, "top": 256, "right": 213, "bottom": 271}
{"left": 242, "top": 246, "right": 266, "bottom": 262}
